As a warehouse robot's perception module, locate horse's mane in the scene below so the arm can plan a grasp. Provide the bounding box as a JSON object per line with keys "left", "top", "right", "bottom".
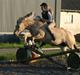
{"left": 16, "top": 12, "right": 33, "bottom": 26}
{"left": 24, "top": 12, "right": 33, "bottom": 18}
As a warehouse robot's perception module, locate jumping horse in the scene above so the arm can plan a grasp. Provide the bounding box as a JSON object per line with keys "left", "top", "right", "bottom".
{"left": 14, "top": 12, "right": 80, "bottom": 69}
{"left": 14, "top": 12, "right": 78, "bottom": 51}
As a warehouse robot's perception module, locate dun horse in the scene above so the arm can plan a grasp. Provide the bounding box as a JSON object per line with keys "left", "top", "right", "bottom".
{"left": 14, "top": 12, "right": 78, "bottom": 51}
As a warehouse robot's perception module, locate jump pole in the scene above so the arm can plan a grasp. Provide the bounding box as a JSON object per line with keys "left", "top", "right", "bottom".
{"left": 31, "top": 49, "right": 80, "bottom": 61}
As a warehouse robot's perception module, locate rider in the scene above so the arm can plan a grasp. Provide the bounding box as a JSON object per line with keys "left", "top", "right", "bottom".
{"left": 40, "top": 3, "right": 53, "bottom": 23}
{"left": 40, "top": 2, "right": 56, "bottom": 33}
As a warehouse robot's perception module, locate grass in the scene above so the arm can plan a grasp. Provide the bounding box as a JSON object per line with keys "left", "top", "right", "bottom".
{"left": 0, "top": 49, "right": 60, "bottom": 61}
{"left": 0, "top": 48, "right": 16, "bottom": 60}
{"left": 0, "top": 42, "right": 79, "bottom": 60}
{"left": 0, "top": 41, "right": 80, "bottom": 48}
{"left": 0, "top": 53, "right": 16, "bottom": 60}
{"left": 0, "top": 42, "right": 56, "bottom": 48}
{"left": 0, "top": 42, "right": 55, "bottom": 60}
{"left": 0, "top": 43, "right": 24, "bottom": 48}
{"left": 0, "top": 43, "right": 58, "bottom": 60}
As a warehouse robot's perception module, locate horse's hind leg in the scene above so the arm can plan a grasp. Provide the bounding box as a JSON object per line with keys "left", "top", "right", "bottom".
{"left": 60, "top": 46, "right": 69, "bottom": 67}
{"left": 67, "top": 42, "right": 78, "bottom": 51}
{"left": 73, "top": 44, "right": 80, "bottom": 52}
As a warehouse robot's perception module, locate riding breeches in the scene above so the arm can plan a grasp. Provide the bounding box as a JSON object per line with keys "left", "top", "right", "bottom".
{"left": 48, "top": 20, "right": 56, "bottom": 31}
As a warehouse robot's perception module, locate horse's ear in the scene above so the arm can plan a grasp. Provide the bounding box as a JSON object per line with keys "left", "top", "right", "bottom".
{"left": 28, "top": 12, "right": 35, "bottom": 19}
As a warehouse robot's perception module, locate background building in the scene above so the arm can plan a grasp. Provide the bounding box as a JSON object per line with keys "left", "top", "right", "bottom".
{"left": 60, "top": 0, "right": 80, "bottom": 34}
{"left": 0, "top": 0, "right": 61, "bottom": 33}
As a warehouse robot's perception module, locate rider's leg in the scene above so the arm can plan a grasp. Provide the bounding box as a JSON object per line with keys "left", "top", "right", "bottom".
{"left": 48, "top": 21, "right": 56, "bottom": 41}
{"left": 48, "top": 20, "right": 56, "bottom": 32}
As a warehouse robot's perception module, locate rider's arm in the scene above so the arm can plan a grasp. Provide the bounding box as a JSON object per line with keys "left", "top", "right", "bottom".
{"left": 47, "top": 12, "right": 53, "bottom": 22}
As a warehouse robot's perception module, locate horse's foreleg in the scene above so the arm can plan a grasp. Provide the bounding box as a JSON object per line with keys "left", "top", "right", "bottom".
{"left": 24, "top": 32, "right": 32, "bottom": 44}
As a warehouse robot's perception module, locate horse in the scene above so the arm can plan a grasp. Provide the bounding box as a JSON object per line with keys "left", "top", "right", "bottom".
{"left": 14, "top": 12, "right": 78, "bottom": 52}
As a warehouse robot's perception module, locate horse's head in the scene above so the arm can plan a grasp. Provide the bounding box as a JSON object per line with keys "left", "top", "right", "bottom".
{"left": 14, "top": 12, "right": 35, "bottom": 36}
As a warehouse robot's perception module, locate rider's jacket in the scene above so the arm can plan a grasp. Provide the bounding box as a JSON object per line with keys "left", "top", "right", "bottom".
{"left": 41, "top": 10, "right": 53, "bottom": 24}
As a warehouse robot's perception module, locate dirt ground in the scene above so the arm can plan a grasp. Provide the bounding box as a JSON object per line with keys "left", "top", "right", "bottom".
{"left": 0, "top": 48, "right": 79, "bottom": 75}
{"left": 0, "top": 60, "right": 79, "bottom": 75}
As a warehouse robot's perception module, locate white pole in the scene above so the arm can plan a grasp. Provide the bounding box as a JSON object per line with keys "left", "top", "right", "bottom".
{"left": 55, "top": 0, "right": 61, "bottom": 27}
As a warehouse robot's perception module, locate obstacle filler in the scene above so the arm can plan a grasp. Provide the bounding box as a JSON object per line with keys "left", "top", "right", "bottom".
{"left": 16, "top": 41, "right": 80, "bottom": 69}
